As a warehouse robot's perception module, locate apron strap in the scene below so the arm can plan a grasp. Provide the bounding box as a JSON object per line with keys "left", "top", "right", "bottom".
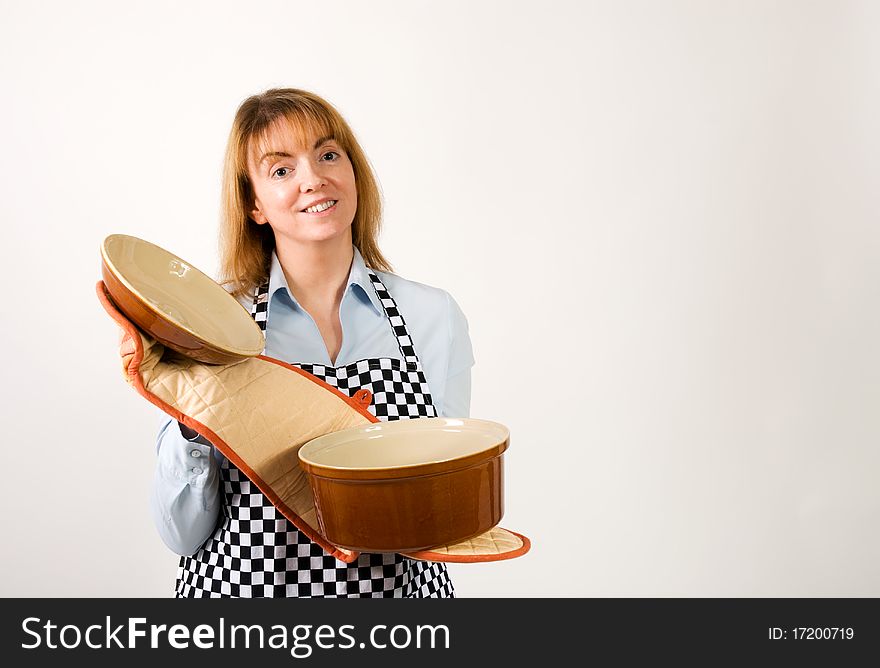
{"left": 366, "top": 270, "right": 421, "bottom": 370}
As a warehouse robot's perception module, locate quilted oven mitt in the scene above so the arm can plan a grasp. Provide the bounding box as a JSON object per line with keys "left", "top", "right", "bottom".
{"left": 97, "top": 281, "right": 530, "bottom": 564}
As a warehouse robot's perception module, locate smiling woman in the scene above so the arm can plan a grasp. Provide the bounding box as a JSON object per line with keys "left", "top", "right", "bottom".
{"left": 149, "top": 88, "right": 476, "bottom": 599}
{"left": 247, "top": 128, "right": 358, "bottom": 267}
{"left": 217, "top": 90, "right": 389, "bottom": 304}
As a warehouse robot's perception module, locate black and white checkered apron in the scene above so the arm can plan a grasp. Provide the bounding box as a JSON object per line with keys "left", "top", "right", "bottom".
{"left": 174, "top": 270, "right": 454, "bottom": 598}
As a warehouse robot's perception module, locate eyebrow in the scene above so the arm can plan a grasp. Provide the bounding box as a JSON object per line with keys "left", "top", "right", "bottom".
{"left": 259, "top": 135, "right": 336, "bottom": 164}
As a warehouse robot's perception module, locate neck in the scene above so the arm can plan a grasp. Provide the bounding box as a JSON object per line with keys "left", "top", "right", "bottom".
{"left": 274, "top": 234, "right": 354, "bottom": 314}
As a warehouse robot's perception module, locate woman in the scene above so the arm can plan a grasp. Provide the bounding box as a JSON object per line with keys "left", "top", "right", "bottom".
{"left": 149, "top": 88, "right": 475, "bottom": 598}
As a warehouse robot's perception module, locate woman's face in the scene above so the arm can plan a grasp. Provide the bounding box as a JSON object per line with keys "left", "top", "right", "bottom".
{"left": 247, "top": 120, "right": 357, "bottom": 247}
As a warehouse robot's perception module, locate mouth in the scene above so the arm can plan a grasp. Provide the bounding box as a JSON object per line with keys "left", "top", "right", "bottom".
{"left": 302, "top": 199, "right": 338, "bottom": 214}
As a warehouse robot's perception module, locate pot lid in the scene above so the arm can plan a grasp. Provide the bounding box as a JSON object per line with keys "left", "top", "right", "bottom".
{"left": 101, "top": 234, "right": 264, "bottom": 358}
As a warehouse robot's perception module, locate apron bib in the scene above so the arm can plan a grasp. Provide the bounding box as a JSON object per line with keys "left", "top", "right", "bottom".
{"left": 174, "top": 270, "right": 453, "bottom": 598}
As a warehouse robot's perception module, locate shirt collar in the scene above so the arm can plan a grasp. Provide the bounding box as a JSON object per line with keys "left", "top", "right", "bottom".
{"left": 266, "top": 245, "right": 383, "bottom": 316}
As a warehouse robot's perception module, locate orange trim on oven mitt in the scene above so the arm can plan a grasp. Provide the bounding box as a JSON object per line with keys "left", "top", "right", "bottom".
{"left": 97, "top": 281, "right": 530, "bottom": 564}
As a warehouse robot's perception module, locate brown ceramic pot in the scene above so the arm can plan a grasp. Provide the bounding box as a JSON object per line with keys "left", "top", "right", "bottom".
{"left": 298, "top": 418, "right": 509, "bottom": 553}
{"left": 100, "top": 234, "right": 264, "bottom": 364}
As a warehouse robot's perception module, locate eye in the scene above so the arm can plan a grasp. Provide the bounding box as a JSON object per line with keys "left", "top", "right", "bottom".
{"left": 271, "top": 167, "right": 290, "bottom": 178}
{"left": 321, "top": 151, "right": 340, "bottom": 161}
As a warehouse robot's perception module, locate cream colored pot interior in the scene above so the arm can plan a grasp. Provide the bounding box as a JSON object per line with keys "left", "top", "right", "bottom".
{"left": 299, "top": 418, "right": 509, "bottom": 470}
{"left": 102, "top": 234, "right": 264, "bottom": 355}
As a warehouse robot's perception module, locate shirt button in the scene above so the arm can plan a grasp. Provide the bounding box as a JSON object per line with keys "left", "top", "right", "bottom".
{"left": 191, "top": 467, "right": 203, "bottom": 475}
{"left": 190, "top": 450, "right": 202, "bottom": 458}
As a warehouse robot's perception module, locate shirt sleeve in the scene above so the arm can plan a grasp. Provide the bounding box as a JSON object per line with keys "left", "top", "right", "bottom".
{"left": 442, "top": 291, "right": 476, "bottom": 417}
{"left": 442, "top": 367, "right": 472, "bottom": 418}
{"left": 149, "top": 414, "right": 221, "bottom": 556}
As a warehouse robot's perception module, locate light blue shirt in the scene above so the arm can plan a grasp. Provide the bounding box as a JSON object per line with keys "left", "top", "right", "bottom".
{"left": 150, "top": 246, "right": 475, "bottom": 556}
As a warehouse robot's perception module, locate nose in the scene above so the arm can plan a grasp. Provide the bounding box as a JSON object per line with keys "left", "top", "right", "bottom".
{"left": 298, "top": 158, "right": 327, "bottom": 193}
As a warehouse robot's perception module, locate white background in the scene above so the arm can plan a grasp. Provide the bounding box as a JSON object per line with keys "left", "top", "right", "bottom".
{"left": 1, "top": 0, "right": 877, "bottom": 597}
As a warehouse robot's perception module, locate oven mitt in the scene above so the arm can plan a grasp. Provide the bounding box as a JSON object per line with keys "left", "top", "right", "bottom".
{"left": 97, "top": 281, "right": 530, "bottom": 564}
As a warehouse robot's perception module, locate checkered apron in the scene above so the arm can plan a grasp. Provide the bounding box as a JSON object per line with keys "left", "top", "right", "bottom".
{"left": 174, "top": 270, "right": 454, "bottom": 598}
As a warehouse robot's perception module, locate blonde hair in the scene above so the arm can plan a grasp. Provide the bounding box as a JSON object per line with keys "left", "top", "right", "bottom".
{"left": 218, "top": 88, "right": 392, "bottom": 299}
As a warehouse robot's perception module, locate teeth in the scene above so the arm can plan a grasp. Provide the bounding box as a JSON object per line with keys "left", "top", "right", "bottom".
{"left": 305, "top": 200, "right": 337, "bottom": 213}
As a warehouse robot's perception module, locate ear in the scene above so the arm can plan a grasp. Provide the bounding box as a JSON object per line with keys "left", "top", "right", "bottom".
{"left": 250, "top": 204, "right": 268, "bottom": 225}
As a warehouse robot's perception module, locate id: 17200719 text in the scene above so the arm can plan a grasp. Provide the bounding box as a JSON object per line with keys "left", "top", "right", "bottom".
{"left": 768, "top": 627, "right": 854, "bottom": 640}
